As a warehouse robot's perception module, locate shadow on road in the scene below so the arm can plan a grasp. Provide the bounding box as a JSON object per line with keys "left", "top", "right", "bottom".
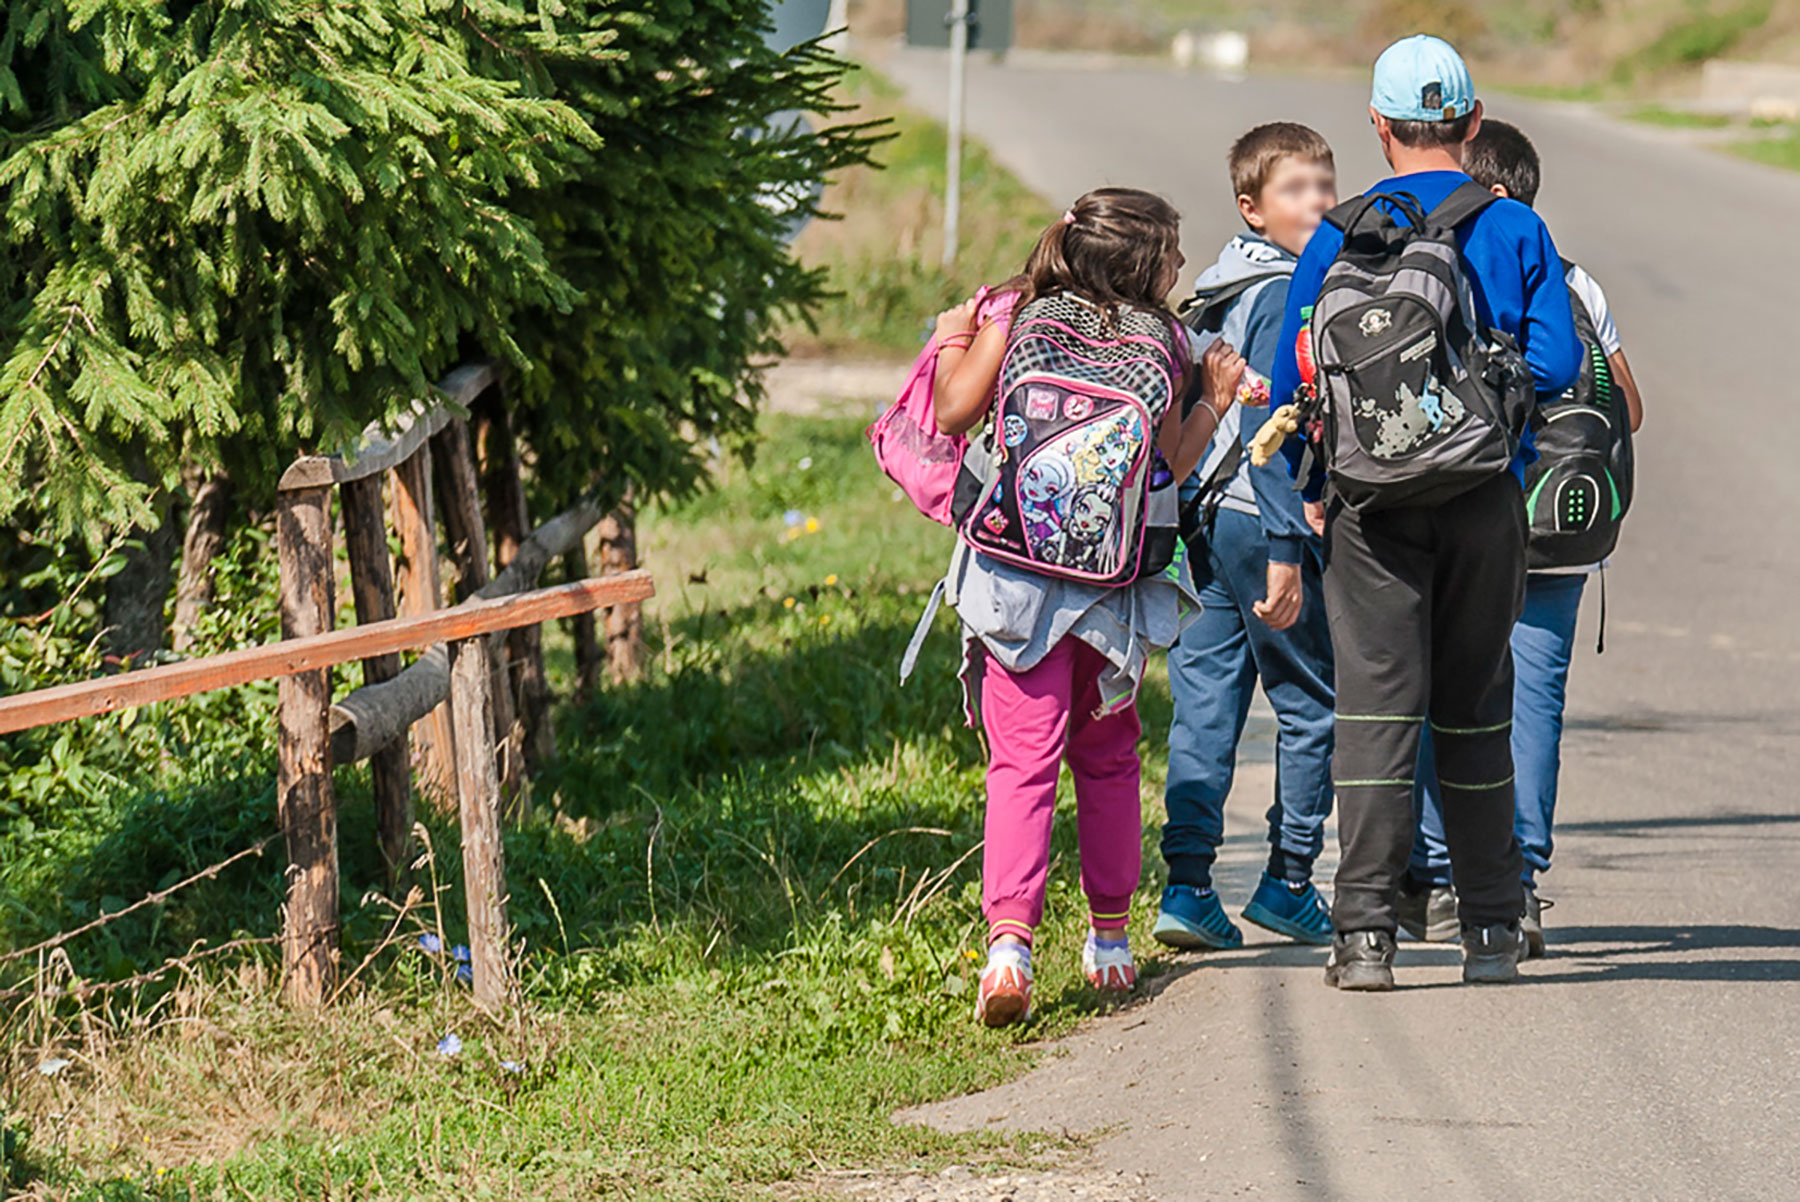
{"left": 1558, "top": 810, "right": 1800, "bottom": 834}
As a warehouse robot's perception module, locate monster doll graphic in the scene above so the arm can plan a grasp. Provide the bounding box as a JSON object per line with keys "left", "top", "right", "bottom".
{"left": 1017, "top": 456, "right": 1075, "bottom": 558}
{"left": 1060, "top": 485, "right": 1119, "bottom": 574}
{"left": 1067, "top": 413, "right": 1142, "bottom": 490}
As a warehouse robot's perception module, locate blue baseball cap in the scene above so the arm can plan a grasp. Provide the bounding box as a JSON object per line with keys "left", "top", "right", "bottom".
{"left": 1370, "top": 35, "right": 1475, "bottom": 122}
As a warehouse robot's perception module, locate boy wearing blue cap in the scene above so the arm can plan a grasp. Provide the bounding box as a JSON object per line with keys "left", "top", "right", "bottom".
{"left": 1267, "top": 35, "right": 1583, "bottom": 990}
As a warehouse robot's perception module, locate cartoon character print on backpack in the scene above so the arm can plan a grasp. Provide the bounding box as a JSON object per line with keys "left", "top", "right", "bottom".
{"left": 1018, "top": 456, "right": 1074, "bottom": 550}
{"left": 959, "top": 293, "right": 1183, "bottom": 585}
{"left": 1019, "top": 407, "right": 1146, "bottom": 576}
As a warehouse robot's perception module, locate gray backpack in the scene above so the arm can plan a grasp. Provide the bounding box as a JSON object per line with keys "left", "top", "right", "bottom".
{"left": 1308, "top": 182, "right": 1535, "bottom": 511}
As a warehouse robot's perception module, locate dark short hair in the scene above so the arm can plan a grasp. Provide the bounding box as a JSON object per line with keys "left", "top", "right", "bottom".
{"left": 1463, "top": 118, "right": 1541, "bottom": 207}
{"left": 1228, "top": 122, "right": 1335, "bottom": 202}
{"left": 1386, "top": 112, "right": 1475, "bottom": 150}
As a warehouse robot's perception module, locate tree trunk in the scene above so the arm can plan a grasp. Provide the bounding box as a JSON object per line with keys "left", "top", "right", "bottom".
{"left": 564, "top": 544, "right": 600, "bottom": 698}
{"left": 477, "top": 399, "right": 553, "bottom": 783}
{"left": 341, "top": 474, "right": 412, "bottom": 890}
{"left": 171, "top": 472, "right": 232, "bottom": 654}
{"left": 276, "top": 485, "right": 338, "bottom": 1007}
{"left": 597, "top": 497, "right": 645, "bottom": 685}
{"left": 104, "top": 485, "right": 179, "bottom": 665}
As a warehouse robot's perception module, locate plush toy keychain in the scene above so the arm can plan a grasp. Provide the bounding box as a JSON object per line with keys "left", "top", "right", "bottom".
{"left": 1247, "top": 321, "right": 1315, "bottom": 467}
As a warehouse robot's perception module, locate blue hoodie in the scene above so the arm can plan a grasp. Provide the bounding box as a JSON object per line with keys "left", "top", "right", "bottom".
{"left": 1270, "top": 170, "right": 1583, "bottom": 500}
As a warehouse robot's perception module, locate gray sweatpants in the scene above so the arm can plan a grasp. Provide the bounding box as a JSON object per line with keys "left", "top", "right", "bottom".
{"left": 1322, "top": 471, "right": 1528, "bottom": 934}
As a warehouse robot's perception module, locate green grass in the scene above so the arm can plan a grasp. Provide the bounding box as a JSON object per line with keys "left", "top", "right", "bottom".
{"left": 1730, "top": 126, "right": 1800, "bottom": 170}
{"left": 1626, "top": 102, "right": 1733, "bottom": 129}
{"left": 787, "top": 65, "right": 1058, "bottom": 357}
{"left": 1611, "top": 1, "right": 1775, "bottom": 83}
{"left": 1, "top": 414, "right": 1192, "bottom": 1199}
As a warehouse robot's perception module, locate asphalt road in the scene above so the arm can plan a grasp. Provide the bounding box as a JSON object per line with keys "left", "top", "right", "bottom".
{"left": 878, "top": 46, "right": 1800, "bottom": 1202}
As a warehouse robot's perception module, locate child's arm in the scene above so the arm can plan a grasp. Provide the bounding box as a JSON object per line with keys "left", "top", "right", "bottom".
{"left": 1610, "top": 349, "right": 1644, "bottom": 433}
{"left": 932, "top": 300, "right": 1008, "bottom": 437}
{"left": 1159, "top": 340, "right": 1246, "bottom": 481}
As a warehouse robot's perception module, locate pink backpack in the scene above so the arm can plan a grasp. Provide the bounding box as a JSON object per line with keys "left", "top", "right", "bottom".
{"left": 867, "top": 287, "right": 1017, "bottom": 525}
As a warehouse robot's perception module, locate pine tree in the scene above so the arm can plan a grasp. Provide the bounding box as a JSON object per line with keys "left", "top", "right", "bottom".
{"left": 0, "top": 0, "right": 590, "bottom": 540}
{"left": 456, "top": 0, "right": 880, "bottom": 517}
{"left": 0, "top": 0, "right": 874, "bottom": 549}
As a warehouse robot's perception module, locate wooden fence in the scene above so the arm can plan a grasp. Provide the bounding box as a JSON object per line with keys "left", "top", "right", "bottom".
{"left": 0, "top": 363, "right": 648, "bottom": 1010}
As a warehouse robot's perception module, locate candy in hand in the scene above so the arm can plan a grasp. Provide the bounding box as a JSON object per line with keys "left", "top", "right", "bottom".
{"left": 1235, "top": 367, "right": 1272, "bottom": 408}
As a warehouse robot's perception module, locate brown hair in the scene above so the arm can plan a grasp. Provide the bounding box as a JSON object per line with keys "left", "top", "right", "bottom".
{"left": 1387, "top": 112, "right": 1475, "bottom": 150}
{"left": 1004, "top": 187, "right": 1182, "bottom": 332}
{"left": 1464, "top": 118, "right": 1541, "bottom": 207}
{"left": 1228, "top": 122, "right": 1334, "bottom": 202}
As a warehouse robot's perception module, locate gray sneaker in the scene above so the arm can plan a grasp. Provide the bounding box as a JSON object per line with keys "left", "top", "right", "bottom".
{"left": 1324, "top": 930, "right": 1397, "bottom": 992}
{"left": 1521, "top": 884, "right": 1551, "bottom": 959}
{"left": 1461, "top": 921, "right": 1527, "bottom": 984}
{"left": 1397, "top": 881, "right": 1459, "bottom": 942}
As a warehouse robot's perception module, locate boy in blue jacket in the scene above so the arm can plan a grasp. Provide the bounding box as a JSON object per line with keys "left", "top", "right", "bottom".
{"left": 1154, "top": 123, "right": 1340, "bottom": 952}
{"left": 1267, "top": 36, "right": 1582, "bottom": 989}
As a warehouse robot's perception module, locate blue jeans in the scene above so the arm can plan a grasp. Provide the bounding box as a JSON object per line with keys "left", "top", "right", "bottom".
{"left": 1162, "top": 508, "right": 1335, "bottom": 889}
{"left": 1412, "top": 572, "right": 1588, "bottom": 889}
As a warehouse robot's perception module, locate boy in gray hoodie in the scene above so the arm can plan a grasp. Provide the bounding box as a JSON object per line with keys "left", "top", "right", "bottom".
{"left": 1154, "top": 124, "right": 1341, "bottom": 951}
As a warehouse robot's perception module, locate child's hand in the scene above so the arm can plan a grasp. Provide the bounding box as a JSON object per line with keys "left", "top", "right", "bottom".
{"left": 934, "top": 299, "right": 979, "bottom": 344}
{"left": 1304, "top": 500, "right": 1327, "bottom": 537}
{"left": 1253, "top": 561, "right": 1303, "bottom": 630}
{"left": 1200, "top": 340, "right": 1247, "bottom": 418}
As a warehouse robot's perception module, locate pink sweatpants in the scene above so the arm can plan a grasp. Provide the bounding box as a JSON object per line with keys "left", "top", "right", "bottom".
{"left": 979, "top": 636, "right": 1143, "bottom": 944}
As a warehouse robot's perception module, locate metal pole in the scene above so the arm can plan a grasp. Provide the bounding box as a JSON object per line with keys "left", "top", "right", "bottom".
{"left": 942, "top": 0, "right": 969, "bottom": 271}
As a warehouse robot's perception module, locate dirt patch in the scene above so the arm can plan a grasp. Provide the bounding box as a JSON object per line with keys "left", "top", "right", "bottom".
{"left": 761, "top": 358, "right": 910, "bottom": 416}
{"left": 793, "top": 1161, "right": 1161, "bottom": 1201}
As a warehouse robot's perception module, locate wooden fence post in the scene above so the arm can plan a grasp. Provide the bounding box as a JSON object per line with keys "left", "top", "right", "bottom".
{"left": 598, "top": 497, "right": 646, "bottom": 685}
{"left": 341, "top": 474, "right": 412, "bottom": 887}
{"left": 432, "top": 417, "right": 521, "bottom": 799}
{"left": 478, "top": 400, "right": 554, "bottom": 775}
{"left": 392, "top": 443, "right": 457, "bottom": 808}
{"left": 448, "top": 635, "right": 511, "bottom": 1011}
{"left": 276, "top": 485, "right": 338, "bottom": 1006}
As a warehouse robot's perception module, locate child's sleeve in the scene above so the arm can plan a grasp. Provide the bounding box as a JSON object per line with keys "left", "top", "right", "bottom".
{"left": 1516, "top": 220, "right": 1583, "bottom": 396}
{"left": 1570, "top": 267, "right": 1622, "bottom": 355}
{"left": 1271, "top": 225, "right": 1337, "bottom": 501}
{"left": 1238, "top": 279, "right": 1312, "bottom": 561}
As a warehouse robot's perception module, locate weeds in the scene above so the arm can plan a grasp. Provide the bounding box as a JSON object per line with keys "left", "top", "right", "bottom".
{"left": 0, "top": 415, "right": 1173, "bottom": 1198}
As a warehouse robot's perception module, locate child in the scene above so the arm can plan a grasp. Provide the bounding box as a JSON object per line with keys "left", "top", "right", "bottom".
{"left": 1267, "top": 35, "right": 1584, "bottom": 989}
{"left": 1403, "top": 118, "right": 1647, "bottom": 956}
{"left": 929, "top": 187, "right": 1246, "bottom": 1027}
{"left": 1154, "top": 124, "right": 1340, "bottom": 952}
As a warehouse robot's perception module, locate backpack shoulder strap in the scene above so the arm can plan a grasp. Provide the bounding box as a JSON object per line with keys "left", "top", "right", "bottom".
{"left": 1427, "top": 179, "right": 1499, "bottom": 231}
{"left": 1179, "top": 271, "right": 1283, "bottom": 335}
{"left": 1178, "top": 436, "right": 1246, "bottom": 543}
{"left": 1323, "top": 195, "right": 1381, "bottom": 234}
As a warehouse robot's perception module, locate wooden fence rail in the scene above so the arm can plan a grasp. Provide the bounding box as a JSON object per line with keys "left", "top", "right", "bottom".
{"left": 0, "top": 577, "right": 651, "bottom": 737}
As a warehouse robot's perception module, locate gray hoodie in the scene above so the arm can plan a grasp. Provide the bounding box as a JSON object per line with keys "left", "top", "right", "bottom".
{"left": 1185, "top": 234, "right": 1313, "bottom": 560}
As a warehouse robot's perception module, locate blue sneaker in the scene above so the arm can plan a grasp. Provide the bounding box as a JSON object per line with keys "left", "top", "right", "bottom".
{"left": 1241, "top": 873, "right": 1334, "bottom": 946}
{"left": 1153, "top": 885, "right": 1243, "bottom": 950}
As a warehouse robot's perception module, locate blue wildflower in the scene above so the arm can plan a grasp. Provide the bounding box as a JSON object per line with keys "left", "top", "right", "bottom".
{"left": 456, "top": 963, "right": 474, "bottom": 986}
{"left": 451, "top": 945, "right": 470, "bottom": 963}
{"left": 418, "top": 933, "right": 443, "bottom": 954}
{"left": 436, "top": 1033, "right": 462, "bottom": 1057}
{"left": 499, "top": 1060, "right": 525, "bottom": 1074}
{"left": 782, "top": 509, "right": 804, "bottom": 528}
